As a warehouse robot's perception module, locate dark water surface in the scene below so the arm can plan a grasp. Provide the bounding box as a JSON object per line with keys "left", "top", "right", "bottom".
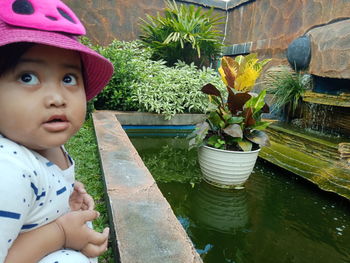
{"left": 129, "top": 136, "right": 350, "bottom": 263}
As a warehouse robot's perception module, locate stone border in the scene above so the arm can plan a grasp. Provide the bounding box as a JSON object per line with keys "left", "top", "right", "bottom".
{"left": 92, "top": 111, "right": 203, "bottom": 263}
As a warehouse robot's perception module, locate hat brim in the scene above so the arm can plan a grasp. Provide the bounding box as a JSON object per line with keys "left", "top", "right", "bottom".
{"left": 0, "top": 21, "right": 114, "bottom": 101}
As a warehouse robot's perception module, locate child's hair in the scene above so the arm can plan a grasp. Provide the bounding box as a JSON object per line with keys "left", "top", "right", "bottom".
{"left": 0, "top": 43, "right": 34, "bottom": 77}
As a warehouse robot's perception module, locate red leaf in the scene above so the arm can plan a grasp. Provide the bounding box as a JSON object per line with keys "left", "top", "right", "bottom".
{"left": 228, "top": 92, "right": 251, "bottom": 114}
{"left": 261, "top": 103, "right": 270, "bottom": 113}
{"left": 201, "top": 83, "right": 222, "bottom": 98}
{"left": 221, "top": 56, "right": 237, "bottom": 89}
{"left": 243, "top": 108, "right": 256, "bottom": 126}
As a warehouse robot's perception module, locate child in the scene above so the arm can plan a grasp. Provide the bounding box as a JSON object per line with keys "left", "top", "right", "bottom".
{"left": 0, "top": 0, "right": 114, "bottom": 262}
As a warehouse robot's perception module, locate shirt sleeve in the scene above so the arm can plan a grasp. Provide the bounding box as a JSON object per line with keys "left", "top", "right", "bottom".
{"left": 0, "top": 157, "right": 34, "bottom": 262}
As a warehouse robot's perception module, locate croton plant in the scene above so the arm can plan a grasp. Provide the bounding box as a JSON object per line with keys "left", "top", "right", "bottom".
{"left": 188, "top": 53, "right": 272, "bottom": 151}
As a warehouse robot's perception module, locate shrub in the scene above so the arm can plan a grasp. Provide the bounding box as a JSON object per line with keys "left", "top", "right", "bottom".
{"left": 131, "top": 61, "right": 225, "bottom": 119}
{"left": 80, "top": 38, "right": 225, "bottom": 118}
{"left": 80, "top": 38, "right": 153, "bottom": 111}
{"left": 139, "top": 0, "right": 224, "bottom": 67}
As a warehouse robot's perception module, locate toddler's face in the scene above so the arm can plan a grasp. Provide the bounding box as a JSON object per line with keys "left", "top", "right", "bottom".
{"left": 0, "top": 44, "right": 86, "bottom": 151}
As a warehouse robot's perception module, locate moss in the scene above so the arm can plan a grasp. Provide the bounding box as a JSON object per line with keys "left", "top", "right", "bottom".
{"left": 260, "top": 133, "right": 350, "bottom": 200}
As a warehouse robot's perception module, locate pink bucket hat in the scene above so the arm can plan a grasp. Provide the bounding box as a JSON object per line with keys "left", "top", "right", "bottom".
{"left": 0, "top": 0, "right": 114, "bottom": 101}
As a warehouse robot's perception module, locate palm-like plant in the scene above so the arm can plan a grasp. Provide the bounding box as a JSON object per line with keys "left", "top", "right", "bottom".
{"left": 139, "top": 0, "right": 224, "bottom": 67}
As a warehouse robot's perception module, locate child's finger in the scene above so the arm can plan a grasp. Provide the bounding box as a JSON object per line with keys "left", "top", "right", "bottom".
{"left": 81, "top": 203, "right": 88, "bottom": 210}
{"left": 87, "top": 227, "right": 110, "bottom": 245}
{"left": 80, "top": 209, "right": 100, "bottom": 222}
{"left": 83, "top": 193, "right": 95, "bottom": 210}
{"left": 81, "top": 237, "right": 109, "bottom": 258}
{"left": 74, "top": 181, "right": 87, "bottom": 194}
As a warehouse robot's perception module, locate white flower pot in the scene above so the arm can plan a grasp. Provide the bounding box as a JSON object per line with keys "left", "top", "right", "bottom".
{"left": 198, "top": 145, "right": 260, "bottom": 188}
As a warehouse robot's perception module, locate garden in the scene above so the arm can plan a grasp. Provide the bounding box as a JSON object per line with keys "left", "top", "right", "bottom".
{"left": 67, "top": 1, "right": 350, "bottom": 262}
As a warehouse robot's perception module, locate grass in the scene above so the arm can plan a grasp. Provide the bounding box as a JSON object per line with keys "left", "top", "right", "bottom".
{"left": 65, "top": 118, "right": 114, "bottom": 263}
{"left": 267, "top": 70, "right": 308, "bottom": 117}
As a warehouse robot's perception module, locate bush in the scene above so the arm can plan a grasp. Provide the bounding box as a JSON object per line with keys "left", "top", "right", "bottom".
{"left": 80, "top": 38, "right": 153, "bottom": 111}
{"left": 139, "top": 0, "right": 224, "bottom": 67}
{"left": 94, "top": 40, "right": 153, "bottom": 111}
{"left": 80, "top": 38, "right": 225, "bottom": 119}
{"left": 131, "top": 60, "right": 225, "bottom": 119}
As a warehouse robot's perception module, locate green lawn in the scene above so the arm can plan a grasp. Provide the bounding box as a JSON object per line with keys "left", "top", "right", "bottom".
{"left": 65, "top": 118, "right": 114, "bottom": 263}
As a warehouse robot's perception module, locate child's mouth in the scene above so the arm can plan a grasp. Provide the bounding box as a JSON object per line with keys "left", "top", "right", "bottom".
{"left": 47, "top": 119, "right": 64, "bottom": 123}
{"left": 46, "top": 115, "right": 68, "bottom": 123}
{"left": 43, "top": 115, "right": 69, "bottom": 132}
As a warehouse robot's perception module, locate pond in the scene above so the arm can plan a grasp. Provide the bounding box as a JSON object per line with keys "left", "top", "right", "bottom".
{"left": 128, "top": 134, "right": 350, "bottom": 263}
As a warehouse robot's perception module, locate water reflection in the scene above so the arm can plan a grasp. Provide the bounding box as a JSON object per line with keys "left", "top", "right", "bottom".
{"left": 133, "top": 136, "right": 350, "bottom": 263}
{"left": 191, "top": 182, "right": 249, "bottom": 233}
{"left": 158, "top": 164, "right": 350, "bottom": 263}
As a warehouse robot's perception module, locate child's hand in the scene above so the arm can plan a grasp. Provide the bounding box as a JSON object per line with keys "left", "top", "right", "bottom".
{"left": 55, "top": 210, "right": 109, "bottom": 253}
{"left": 80, "top": 227, "right": 110, "bottom": 258}
{"left": 69, "top": 181, "right": 95, "bottom": 211}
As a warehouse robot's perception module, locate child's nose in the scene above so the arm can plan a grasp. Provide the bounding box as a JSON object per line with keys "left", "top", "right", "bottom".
{"left": 44, "top": 85, "right": 67, "bottom": 108}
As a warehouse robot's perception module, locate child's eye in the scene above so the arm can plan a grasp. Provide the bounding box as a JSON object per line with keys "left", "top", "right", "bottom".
{"left": 19, "top": 73, "right": 39, "bottom": 85}
{"left": 62, "top": 74, "right": 77, "bottom": 85}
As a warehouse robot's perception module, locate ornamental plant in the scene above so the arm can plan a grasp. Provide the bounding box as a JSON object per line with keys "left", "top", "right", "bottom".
{"left": 79, "top": 38, "right": 225, "bottom": 119}
{"left": 188, "top": 54, "right": 272, "bottom": 151}
{"left": 139, "top": 0, "right": 224, "bottom": 67}
{"left": 267, "top": 69, "right": 310, "bottom": 121}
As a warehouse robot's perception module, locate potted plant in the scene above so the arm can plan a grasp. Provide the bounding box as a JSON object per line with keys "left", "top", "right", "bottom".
{"left": 188, "top": 54, "right": 271, "bottom": 188}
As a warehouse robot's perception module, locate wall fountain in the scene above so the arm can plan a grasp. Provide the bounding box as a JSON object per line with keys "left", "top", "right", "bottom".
{"left": 260, "top": 19, "right": 350, "bottom": 199}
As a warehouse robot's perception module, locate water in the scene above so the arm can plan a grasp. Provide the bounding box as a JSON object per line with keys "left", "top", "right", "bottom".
{"left": 129, "top": 135, "right": 350, "bottom": 263}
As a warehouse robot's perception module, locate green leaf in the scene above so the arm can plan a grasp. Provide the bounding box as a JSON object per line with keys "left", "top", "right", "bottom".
{"left": 223, "top": 124, "right": 243, "bottom": 138}
{"left": 251, "top": 121, "right": 271, "bottom": 130}
{"left": 207, "top": 135, "right": 225, "bottom": 149}
{"left": 207, "top": 102, "right": 218, "bottom": 112}
{"left": 187, "top": 121, "right": 209, "bottom": 149}
{"left": 238, "top": 140, "right": 253, "bottom": 151}
{"left": 227, "top": 116, "right": 244, "bottom": 124}
{"left": 222, "top": 110, "right": 232, "bottom": 121}
{"left": 139, "top": 0, "right": 224, "bottom": 67}
{"left": 208, "top": 111, "right": 224, "bottom": 128}
{"left": 245, "top": 89, "right": 267, "bottom": 114}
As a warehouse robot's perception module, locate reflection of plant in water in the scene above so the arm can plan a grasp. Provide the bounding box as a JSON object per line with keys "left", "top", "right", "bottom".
{"left": 142, "top": 144, "right": 202, "bottom": 184}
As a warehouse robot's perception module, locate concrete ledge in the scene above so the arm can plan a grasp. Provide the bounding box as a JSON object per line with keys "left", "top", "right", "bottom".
{"left": 178, "top": 0, "right": 254, "bottom": 10}
{"left": 113, "top": 111, "right": 205, "bottom": 126}
{"left": 92, "top": 111, "right": 202, "bottom": 263}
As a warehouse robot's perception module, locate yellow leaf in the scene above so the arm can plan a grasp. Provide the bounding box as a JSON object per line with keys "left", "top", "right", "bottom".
{"left": 217, "top": 54, "right": 270, "bottom": 92}
{"left": 218, "top": 67, "right": 227, "bottom": 86}
{"left": 235, "top": 67, "right": 259, "bottom": 92}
